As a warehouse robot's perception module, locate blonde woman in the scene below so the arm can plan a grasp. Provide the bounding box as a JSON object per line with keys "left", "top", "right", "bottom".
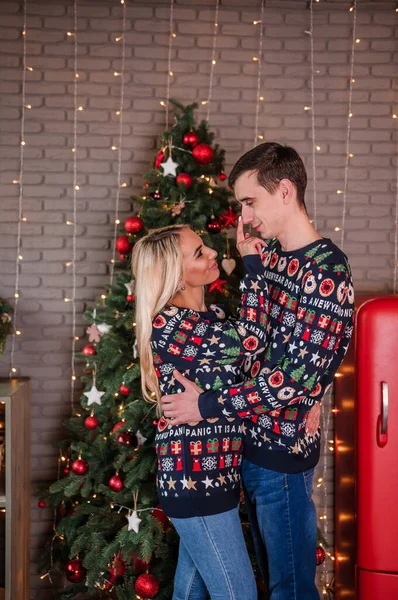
{"left": 132, "top": 219, "right": 269, "bottom": 600}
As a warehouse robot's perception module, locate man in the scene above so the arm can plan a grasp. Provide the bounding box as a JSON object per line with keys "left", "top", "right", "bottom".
{"left": 161, "top": 142, "right": 355, "bottom": 599}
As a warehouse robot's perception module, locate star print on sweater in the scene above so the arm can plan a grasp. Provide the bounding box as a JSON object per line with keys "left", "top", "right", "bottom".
{"left": 152, "top": 255, "right": 270, "bottom": 518}
{"left": 199, "top": 238, "right": 355, "bottom": 474}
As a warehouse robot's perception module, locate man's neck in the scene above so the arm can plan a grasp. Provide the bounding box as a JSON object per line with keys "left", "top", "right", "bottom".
{"left": 277, "top": 213, "right": 322, "bottom": 253}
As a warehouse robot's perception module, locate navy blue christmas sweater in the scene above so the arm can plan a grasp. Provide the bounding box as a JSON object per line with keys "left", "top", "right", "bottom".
{"left": 151, "top": 255, "right": 268, "bottom": 518}
{"left": 199, "top": 238, "right": 355, "bottom": 474}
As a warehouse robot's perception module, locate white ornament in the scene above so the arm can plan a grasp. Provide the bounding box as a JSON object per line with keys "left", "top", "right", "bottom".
{"left": 136, "top": 430, "right": 147, "bottom": 446}
{"left": 97, "top": 323, "right": 111, "bottom": 335}
{"left": 125, "top": 280, "right": 135, "bottom": 296}
{"left": 160, "top": 156, "right": 178, "bottom": 177}
{"left": 133, "top": 338, "right": 138, "bottom": 359}
{"left": 221, "top": 258, "right": 236, "bottom": 276}
{"left": 127, "top": 510, "right": 142, "bottom": 533}
{"left": 84, "top": 385, "right": 105, "bottom": 406}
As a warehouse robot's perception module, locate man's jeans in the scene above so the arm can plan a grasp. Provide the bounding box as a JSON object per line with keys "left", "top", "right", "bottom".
{"left": 242, "top": 460, "right": 320, "bottom": 600}
{"left": 171, "top": 506, "right": 257, "bottom": 600}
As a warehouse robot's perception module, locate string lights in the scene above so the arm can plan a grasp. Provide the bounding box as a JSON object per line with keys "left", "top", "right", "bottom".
{"left": 202, "top": 0, "right": 220, "bottom": 123}
{"left": 253, "top": 0, "right": 265, "bottom": 145}
{"left": 110, "top": 0, "right": 128, "bottom": 284}
{"left": 9, "top": 0, "right": 29, "bottom": 379}
{"left": 165, "top": 0, "right": 175, "bottom": 127}
{"left": 308, "top": 0, "right": 318, "bottom": 229}
{"left": 339, "top": 0, "right": 358, "bottom": 251}
{"left": 394, "top": 111, "right": 398, "bottom": 292}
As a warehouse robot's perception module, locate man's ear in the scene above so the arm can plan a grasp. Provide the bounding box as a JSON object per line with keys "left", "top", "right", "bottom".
{"left": 279, "top": 179, "right": 294, "bottom": 204}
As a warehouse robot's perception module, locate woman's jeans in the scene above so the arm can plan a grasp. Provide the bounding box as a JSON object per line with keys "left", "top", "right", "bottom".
{"left": 171, "top": 506, "right": 257, "bottom": 600}
{"left": 242, "top": 460, "right": 320, "bottom": 600}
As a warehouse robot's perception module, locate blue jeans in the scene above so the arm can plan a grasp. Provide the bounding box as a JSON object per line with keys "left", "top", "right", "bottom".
{"left": 242, "top": 460, "right": 319, "bottom": 600}
{"left": 171, "top": 506, "right": 257, "bottom": 600}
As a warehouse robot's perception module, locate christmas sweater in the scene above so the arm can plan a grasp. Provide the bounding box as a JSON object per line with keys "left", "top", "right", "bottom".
{"left": 152, "top": 255, "right": 269, "bottom": 518}
{"left": 199, "top": 238, "right": 355, "bottom": 474}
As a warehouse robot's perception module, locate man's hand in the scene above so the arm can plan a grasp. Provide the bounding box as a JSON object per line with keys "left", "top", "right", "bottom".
{"left": 161, "top": 370, "right": 203, "bottom": 425}
{"left": 305, "top": 402, "right": 321, "bottom": 435}
{"left": 236, "top": 216, "right": 266, "bottom": 257}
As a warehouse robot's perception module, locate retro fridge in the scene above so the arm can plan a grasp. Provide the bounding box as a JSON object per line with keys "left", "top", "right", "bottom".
{"left": 356, "top": 296, "right": 398, "bottom": 599}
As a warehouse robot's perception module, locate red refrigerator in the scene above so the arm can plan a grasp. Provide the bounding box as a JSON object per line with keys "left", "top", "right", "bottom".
{"left": 356, "top": 296, "right": 398, "bottom": 598}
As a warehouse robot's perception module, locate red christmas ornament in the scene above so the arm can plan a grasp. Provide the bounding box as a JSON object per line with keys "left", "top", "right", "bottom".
{"left": 183, "top": 131, "right": 199, "bottom": 147}
{"left": 218, "top": 172, "right": 227, "bottom": 182}
{"left": 124, "top": 216, "right": 144, "bottom": 235}
{"left": 116, "top": 235, "right": 132, "bottom": 255}
{"left": 209, "top": 278, "right": 227, "bottom": 294}
{"left": 176, "top": 173, "right": 193, "bottom": 188}
{"left": 192, "top": 143, "right": 214, "bottom": 165}
{"left": 152, "top": 191, "right": 162, "bottom": 200}
{"left": 84, "top": 415, "right": 99, "bottom": 430}
{"left": 152, "top": 504, "right": 169, "bottom": 532}
{"left": 221, "top": 207, "right": 239, "bottom": 228}
{"left": 71, "top": 458, "right": 89, "bottom": 476}
{"left": 65, "top": 558, "right": 87, "bottom": 584}
{"left": 38, "top": 500, "right": 46, "bottom": 509}
{"left": 133, "top": 553, "right": 149, "bottom": 575}
{"left": 119, "top": 384, "right": 131, "bottom": 396}
{"left": 152, "top": 419, "right": 159, "bottom": 427}
{"left": 143, "top": 182, "right": 149, "bottom": 188}
{"left": 109, "top": 473, "right": 124, "bottom": 492}
{"left": 207, "top": 216, "right": 222, "bottom": 234}
{"left": 119, "top": 253, "right": 126, "bottom": 261}
{"left": 117, "top": 431, "right": 138, "bottom": 447}
{"left": 316, "top": 546, "right": 326, "bottom": 566}
{"left": 82, "top": 344, "right": 96, "bottom": 356}
{"left": 63, "top": 467, "right": 70, "bottom": 474}
{"left": 109, "top": 553, "right": 126, "bottom": 580}
{"left": 155, "top": 150, "right": 165, "bottom": 168}
{"left": 112, "top": 421, "right": 126, "bottom": 435}
{"left": 135, "top": 573, "right": 160, "bottom": 598}
{"left": 126, "top": 294, "right": 134, "bottom": 302}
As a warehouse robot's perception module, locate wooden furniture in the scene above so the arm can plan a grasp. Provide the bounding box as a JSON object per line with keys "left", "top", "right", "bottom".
{"left": 0, "top": 378, "right": 31, "bottom": 600}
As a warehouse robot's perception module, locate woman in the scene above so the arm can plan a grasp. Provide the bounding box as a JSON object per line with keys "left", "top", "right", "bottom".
{"left": 132, "top": 220, "right": 268, "bottom": 600}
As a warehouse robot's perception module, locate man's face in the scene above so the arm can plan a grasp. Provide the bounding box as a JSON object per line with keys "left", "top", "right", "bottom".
{"left": 234, "top": 170, "right": 285, "bottom": 239}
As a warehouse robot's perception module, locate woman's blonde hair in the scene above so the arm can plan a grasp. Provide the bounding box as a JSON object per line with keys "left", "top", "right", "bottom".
{"left": 131, "top": 224, "right": 189, "bottom": 407}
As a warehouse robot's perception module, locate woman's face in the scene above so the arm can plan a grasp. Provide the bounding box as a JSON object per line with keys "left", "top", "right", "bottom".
{"left": 179, "top": 228, "right": 220, "bottom": 288}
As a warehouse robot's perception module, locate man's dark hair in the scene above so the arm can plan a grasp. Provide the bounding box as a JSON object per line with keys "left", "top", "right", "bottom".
{"left": 228, "top": 142, "right": 307, "bottom": 210}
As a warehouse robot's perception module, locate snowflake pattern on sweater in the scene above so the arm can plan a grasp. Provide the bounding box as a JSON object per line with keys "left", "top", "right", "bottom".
{"left": 152, "top": 255, "right": 269, "bottom": 517}
{"left": 199, "top": 238, "right": 355, "bottom": 474}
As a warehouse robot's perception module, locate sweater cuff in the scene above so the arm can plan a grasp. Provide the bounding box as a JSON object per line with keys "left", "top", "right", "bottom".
{"left": 242, "top": 254, "right": 263, "bottom": 277}
{"left": 198, "top": 389, "right": 223, "bottom": 419}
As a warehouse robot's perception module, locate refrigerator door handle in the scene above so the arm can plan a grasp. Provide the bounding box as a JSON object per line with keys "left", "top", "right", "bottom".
{"left": 381, "top": 381, "right": 388, "bottom": 435}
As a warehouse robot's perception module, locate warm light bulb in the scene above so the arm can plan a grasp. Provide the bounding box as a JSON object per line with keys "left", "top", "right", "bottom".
{"left": 211, "top": 60, "right": 216, "bottom": 65}
{"left": 393, "top": 114, "right": 397, "bottom": 119}
{"left": 336, "top": 190, "right": 343, "bottom": 194}
{"left": 14, "top": 293, "right": 19, "bottom": 299}
{"left": 18, "top": 255, "right": 23, "bottom": 260}
{"left": 114, "top": 71, "right": 121, "bottom": 76}
{"left": 67, "top": 31, "right": 74, "bottom": 37}
{"left": 304, "top": 106, "right": 311, "bottom": 111}
{"left": 201, "top": 100, "right": 208, "bottom": 105}
{"left": 259, "top": 96, "right": 264, "bottom": 100}
{"left": 21, "top": 140, "right": 26, "bottom": 146}
{"left": 160, "top": 101, "right": 166, "bottom": 107}
{"left": 16, "top": 330, "right": 21, "bottom": 336}
{"left": 172, "top": 32, "right": 176, "bottom": 38}
{"left": 335, "top": 227, "right": 341, "bottom": 232}
{"left": 111, "top": 145, "right": 118, "bottom": 150}
{"left": 253, "top": 20, "right": 261, "bottom": 25}
{"left": 355, "top": 38, "right": 360, "bottom": 43}
{"left": 24, "top": 104, "right": 31, "bottom": 109}
{"left": 77, "top": 106, "right": 83, "bottom": 111}
{"left": 75, "top": 185, "right": 79, "bottom": 190}
{"left": 316, "top": 146, "right": 321, "bottom": 151}
{"left": 21, "top": 216, "right": 27, "bottom": 221}
{"left": 115, "top": 219, "right": 120, "bottom": 224}
{"left": 252, "top": 56, "right": 259, "bottom": 61}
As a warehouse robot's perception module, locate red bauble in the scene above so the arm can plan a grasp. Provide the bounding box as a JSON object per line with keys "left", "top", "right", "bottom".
{"left": 116, "top": 235, "right": 132, "bottom": 255}
{"left": 82, "top": 344, "right": 96, "bottom": 356}
{"left": 207, "top": 216, "right": 222, "bottom": 234}
{"left": 176, "top": 173, "right": 193, "bottom": 188}
{"left": 117, "top": 431, "right": 138, "bottom": 447}
{"left": 109, "top": 473, "right": 124, "bottom": 492}
{"left": 119, "top": 253, "right": 126, "bottom": 261}
{"left": 65, "top": 558, "right": 87, "bottom": 584}
{"left": 183, "top": 131, "right": 199, "bottom": 147}
{"left": 316, "top": 546, "right": 326, "bottom": 566}
{"left": 192, "top": 143, "right": 213, "bottom": 165}
{"left": 63, "top": 467, "right": 70, "bottom": 474}
{"left": 133, "top": 553, "right": 149, "bottom": 575}
{"left": 109, "top": 553, "right": 126, "bottom": 579}
{"left": 119, "top": 384, "right": 131, "bottom": 396}
{"left": 84, "top": 415, "right": 99, "bottom": 430}
{"left": 218, "top": 172, "right": 227, "bottom": 181}
{"left": 126, "top": 294, "right": 134, "bottom": 302}
{"left": 209, "top": 278, "right": 227, "bottom": 294}
{"left": 71, "top": 458, "right": 89, "bottom": 476}
{"left": 135, "top": 573, "right": 160, "bottom": 598}
{"left": 124, "top": 216, "right": 144, "bottom": 235}
{"left": 152, "top": 504, "right": 169, "bottom": 532}
{"left": 221, "top": 207, "right": 239, "bottom": 228}
{"left": 152, "top": 419, "right": 159, "bottom": 427}
{"left": 112, "top": 421, "right": 126, "bottom": 434}
{"left": 152, "top": 191, "right": 162, "bottom": 200}
{"left": 38, "top": 500, "right": 46, "bottom": 509}
{"left": 155, "top": 150, "right": 165, "bottom": 168}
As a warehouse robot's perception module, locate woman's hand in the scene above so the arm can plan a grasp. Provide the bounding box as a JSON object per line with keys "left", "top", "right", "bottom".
{"left": 236, "top": 217, "right": 266, "bottom": 257}
{"left": 305, "top": 402, "right": 321, "bottom": 436}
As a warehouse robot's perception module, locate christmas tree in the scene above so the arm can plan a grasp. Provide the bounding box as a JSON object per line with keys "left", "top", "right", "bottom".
{"left": 41, "top": 100, "right": 243, "bottom": 599}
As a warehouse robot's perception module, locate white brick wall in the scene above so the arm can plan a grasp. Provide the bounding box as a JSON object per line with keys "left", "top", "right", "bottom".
{"left": 0, "top": 1, "right": 396, "bottom": 597}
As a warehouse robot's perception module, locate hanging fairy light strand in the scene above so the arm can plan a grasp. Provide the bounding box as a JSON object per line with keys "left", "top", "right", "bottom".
{"left": 253, "top": 0, "right": 265, "bottom": 145}
{"left": 340, "top": 0, "right": 358, "bottom": 251}
{"left": 309, "top": 0, "right": 318, "bottom": 229}
{"left": 202, "top": 0, "right": 220, "bottom": 123}
{"left": 319, "top": 388, "right": 334, "bottom": 593}
{"left": 10, "top": 0, "right": 28, "bottom": 378}
{"left": 110, "top": 0, "right": 128, "bottom": 285}
{"left": 69, "top": 0, "right": 79, "bottom": 411}
{"left": 164, "top": 0, "right": 175, "bottom": 128}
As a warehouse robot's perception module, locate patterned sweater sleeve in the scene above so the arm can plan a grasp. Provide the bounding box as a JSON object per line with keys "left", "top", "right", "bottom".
{"left": 198, "top": 261, "right": 355, "bottom": 419}
{"left": 151, "top": 255, "right": 269, "bottom": 370}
